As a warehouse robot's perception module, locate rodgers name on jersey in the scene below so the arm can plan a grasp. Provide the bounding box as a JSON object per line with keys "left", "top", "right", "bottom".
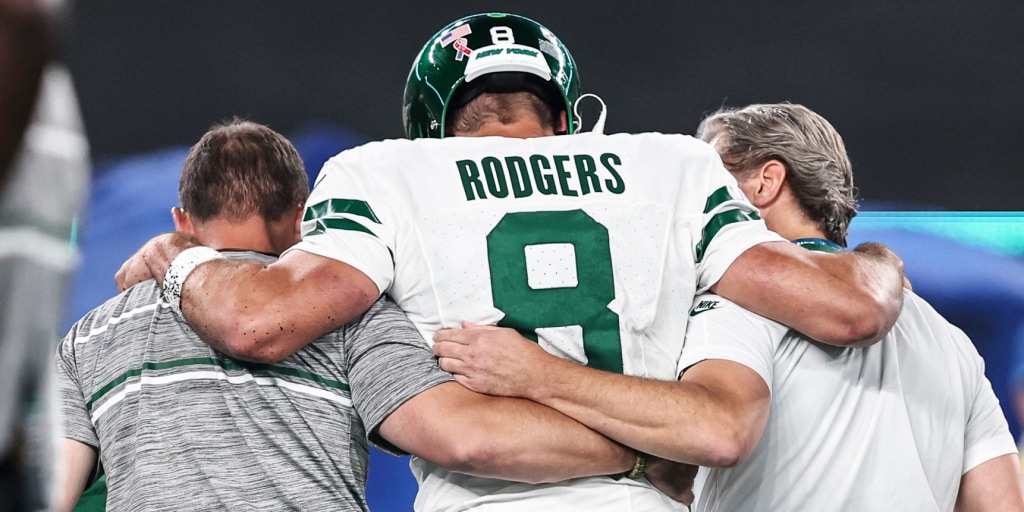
{"left": 455, "top": 152, "right": 626, "bottom": 201}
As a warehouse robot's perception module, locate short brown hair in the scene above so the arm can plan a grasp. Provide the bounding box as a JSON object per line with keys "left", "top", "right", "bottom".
{"left": 446, "top": 91, "right": 557, "bottom": 136}
{"left": 178, "top": 119, "right": 308, "bottom": 223}
{"left": 696, "top": 103, "right": 857, "bottom": 246}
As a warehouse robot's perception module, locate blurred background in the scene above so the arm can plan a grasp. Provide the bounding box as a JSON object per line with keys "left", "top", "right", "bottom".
{"left": 61, "top": 1, "right": 1024, "bottom": 510}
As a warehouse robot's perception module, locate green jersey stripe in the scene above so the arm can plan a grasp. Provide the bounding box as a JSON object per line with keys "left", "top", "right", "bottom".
{"left": 305, "top": 218, "right": 396, "bottom": 266}
{"left": 304, "top": 218, "right": 377, "bottom": 238}
{"left": 703, "top": 186, "right": 736, "bottom": 214}
{"left": 303, "top": 198, "right": 380, "bottom": 223}
{"left": 696, "top": 209, "right": 757, "bottom": 263}
{"left": 237, "top": 362, "right": 350, "bottom": 391}
{"left": 88, "top": 357, "right": 350, "bottom": 409}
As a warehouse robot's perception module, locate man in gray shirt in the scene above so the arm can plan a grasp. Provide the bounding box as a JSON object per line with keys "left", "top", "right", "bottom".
{"left": 54, "top": 120, "right": 455, "bottom": 511}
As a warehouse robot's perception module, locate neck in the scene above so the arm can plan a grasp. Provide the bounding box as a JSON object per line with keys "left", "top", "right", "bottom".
{"left": 760, "top": 201, "right": 826, "bottom": 244}
{"left": 192, "top": 216, "right": 297, "bottom": 256}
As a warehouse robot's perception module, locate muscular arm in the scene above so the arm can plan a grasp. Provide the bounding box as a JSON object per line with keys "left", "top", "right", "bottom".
{"left": 378, "top": 381, "right": 635, "bottom": 483}
{"left": 433, "top": 326, "right": 770, "bottom": 467}
{"left": 115, "top": 232, "right": 378, "bottom": 363}
{"left": 0, "top": 0, "right": 49, "bottom": 188}
{"left": 714, "top": 241, "right": 904, "bottom": 347}
{"left": 55, "top": 439, "right": 97, "bottom": 512}
{"left": 955, "top": 453, "right": 1024, "bottom": 512}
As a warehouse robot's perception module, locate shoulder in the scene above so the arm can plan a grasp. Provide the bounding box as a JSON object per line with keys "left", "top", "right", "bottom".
{"left": 60, "top": 281, "right": 164, "bottom": 352}
{"left": 74, "top": 281, "right": 163, "bottom": 329}
{"left": 348, "top": 296, "right": 416, "bottom": 335}
{"left": 896, "top": 290, "right": 978, "bottom": 358}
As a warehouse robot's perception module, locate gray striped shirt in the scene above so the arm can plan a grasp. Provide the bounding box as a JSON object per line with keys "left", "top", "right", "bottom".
{"left": 56, "top": 253, "right": 452, "bottom": 511}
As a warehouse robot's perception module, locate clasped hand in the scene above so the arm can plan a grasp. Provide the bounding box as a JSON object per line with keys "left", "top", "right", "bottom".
{"left": 432, "top": 321, "right": 550, "bottom": 399}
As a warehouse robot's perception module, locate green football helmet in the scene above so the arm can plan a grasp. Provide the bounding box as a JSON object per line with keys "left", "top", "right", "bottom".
{"left": 403, "top": 12, "right": 582, "bottom": 139}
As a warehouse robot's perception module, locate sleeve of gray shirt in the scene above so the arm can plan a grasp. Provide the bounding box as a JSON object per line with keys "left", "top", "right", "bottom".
{"left": 346, "top": 297, "right": 454, "bottom": 456}
{"left": 55, "top": 323, "right": 99, "bottom": 448}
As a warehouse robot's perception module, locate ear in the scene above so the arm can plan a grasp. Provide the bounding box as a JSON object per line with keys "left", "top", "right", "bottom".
{"left": 557, "top": 110, "right": 569, "bottom": 134}
{"left": 744, "top": 159, "right": 787, "bottom": 208}
{"left": 171, "top": 206, "right": 195, "bottom": 236}
{"left": 292, "top": 204, "right": 305, "bottom": 236}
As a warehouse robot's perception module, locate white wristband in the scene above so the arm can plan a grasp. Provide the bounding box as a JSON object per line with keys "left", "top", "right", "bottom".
{"left": 163, "top": 246, "right": 225, "bottom": 316}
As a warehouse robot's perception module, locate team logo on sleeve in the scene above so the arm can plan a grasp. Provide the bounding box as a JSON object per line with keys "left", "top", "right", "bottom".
{"left": 689, "top": 300, "right": 721, "bottom": 316}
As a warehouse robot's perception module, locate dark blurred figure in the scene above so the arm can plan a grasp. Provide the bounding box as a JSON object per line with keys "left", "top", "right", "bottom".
{"left": 0, "top": 0, "right": 89, "bottom": 509}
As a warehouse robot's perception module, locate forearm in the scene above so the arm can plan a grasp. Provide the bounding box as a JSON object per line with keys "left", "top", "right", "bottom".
{"left": 523, "top": 358, "right": 764, "bottom": 466}
{"left": 132, "top": 233, "right": 378, "bottom": 363}
{"left": 56, "top": 439, "right": 96, "bottom": 512}
{"left": 955, "top": 453, "right": 1024, "bottom": 511}
{"left": 380, "top": 382, "right": 634, "bottom": 484}
{"left": 715, "top": 241, "right": 903, "bottom": 347}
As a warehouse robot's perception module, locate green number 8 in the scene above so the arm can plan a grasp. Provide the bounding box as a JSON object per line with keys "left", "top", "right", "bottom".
{"left": 486, "top": 210, "right": 624, "bottom": 373}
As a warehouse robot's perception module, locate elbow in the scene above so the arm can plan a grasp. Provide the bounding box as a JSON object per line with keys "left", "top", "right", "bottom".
{"left": 700, "top": 426, "right": 757, "bottom": 468}
{"left": 432, "top": 433, "right": 555, "bottom": 484}
{"left": 829, "top": 299, "right": 894, "bottom": 348}
{"left": 432, "top": 434, "right": 506, "bottom": 478}
{"left": 842, "top": 314, "right": 887, "bottom": 348}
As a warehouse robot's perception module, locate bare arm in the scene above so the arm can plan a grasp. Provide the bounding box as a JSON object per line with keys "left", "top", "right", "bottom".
{"left": 0, "top": 0, "right": 49, "bottom": 188}
{"left": 115, "top": 232, "right": 378, "bottom": 362}
{"left": 377, "top": 381, "right": 635, "bottom": 484}
{"left": 713, "top": 241, "right": 904, "bottom": 347}
{"left": 433, "top": 324, "right": 770, "bottom": 467}
{"left": 955, "top": 453, "right": 1024, "bottom": 512}
{"left": 55, "top": 439, "right": 97, "bottom": 512}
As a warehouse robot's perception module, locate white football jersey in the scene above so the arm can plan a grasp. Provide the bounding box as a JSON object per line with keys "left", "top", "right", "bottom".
{"left": 288, "top": 132, "right": 781, "bottom": 511}
{"left": 680, "top": 290, "right": 1017, "bottom": 512}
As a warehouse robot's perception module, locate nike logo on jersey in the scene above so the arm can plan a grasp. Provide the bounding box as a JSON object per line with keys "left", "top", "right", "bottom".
{"left": 689, "top": 300, "right": 721, "bottom": 316}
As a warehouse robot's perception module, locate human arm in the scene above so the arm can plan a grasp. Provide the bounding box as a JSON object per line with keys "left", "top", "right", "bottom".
{"left": 0, "top": 0, "right": 50, "bottom": 187}
{"left": 432, "top": 323, "right": 770, "bottom": 467}
{"left": 954, "top": 325, "right": 1024, "bottom": 511}
{"left": 114, "top": 232, "right": 378, "bottom": 363}
{"left": 954, "top": 453, "right": 1024, "bottom": 512}
{"left": 345, "top": 299, "right": 637, "bottom": 484}
{"left": 55, "top": 439, "right": 97, "bottom": 512}
{"left": 713, "top": 241, "right": 904, "bottom": 347}
{"left": 378, "top": 381, "right": 637, "bottom": 483}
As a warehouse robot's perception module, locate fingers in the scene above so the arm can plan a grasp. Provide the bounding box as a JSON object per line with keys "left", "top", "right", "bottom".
{"left": 461, "top": 320, "right": 499, "bottom": 331}
{"left": 432, "top": 339, "right": 462, "bottom": 359}
{"left": 434, "top": 321, "right": 503, "bottom": 345}
{"left": 114, "top": 257, "right": 154, "bottom": 293}
{"left": 433, "top": 328, "right": 470, "bottom": 346}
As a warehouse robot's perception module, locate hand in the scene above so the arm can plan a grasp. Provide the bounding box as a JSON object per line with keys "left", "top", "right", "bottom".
{"left": 115, "top": 246, "right": 155, "bottom": 293}
{"left": 432, "top": 321, "right": 552, "bottom": 398}
{"left": 644, "top": 456, "right": 698, "bottom": 506}
{"left": 853, "top": 241, "right": 911, "bottom": 290}
{"left": 114, "top": 232, "right": 197, "bottom": 293}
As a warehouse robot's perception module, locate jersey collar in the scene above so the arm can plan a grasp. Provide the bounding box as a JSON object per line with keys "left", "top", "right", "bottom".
{"left": 792, "top": 237, "right": 844, "bottom": 253}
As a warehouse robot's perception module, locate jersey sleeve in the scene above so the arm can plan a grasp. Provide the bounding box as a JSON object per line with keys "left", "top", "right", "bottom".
{"left": 960, "top": 332, "right": 1018, "bottom": 473}
{"left": 284, "top": 154, "right": 397, "bottom": 296}
{"left": 676, "top": 294, "right": 783, "bottom": 391}
{"left": 345, "top": 297, "right": 454, "bottom": 456}
{"left": 54, "top": 326, "right": 99, "bottom": 448}
{"left": 686, "top": 146, "right": 784, "bottom": 293}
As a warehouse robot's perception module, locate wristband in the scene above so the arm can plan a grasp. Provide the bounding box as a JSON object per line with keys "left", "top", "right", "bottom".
{"left": 625, "top": 452, "right": 648, "bottom": 480}
{"left": 163, "top": 246, "right": 224, "bottom": 316}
